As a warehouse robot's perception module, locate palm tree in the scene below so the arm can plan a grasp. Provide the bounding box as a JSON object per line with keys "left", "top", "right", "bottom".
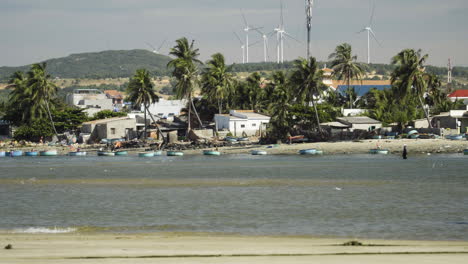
{"left": 391, "top": 49, "right": 432, "bottom": 128}
{"left": 168, "top": 37, "right": 203, "bottom": 133}
{"left": 126, "top": 69, "right": 159, "bottom": 140}
{"left": 5, "top": 71, "right": 31, "bottom": 125}
{"left": 328, "top": 43, "right": 365, "bottom": 109}
{"left": 245, "top": 72, "right": 263, "bottom": 111}
{"left": 289, "top": 57, "right": 325, "bottom": 135}
{"left": 26, "top": 63, "right": 59, "bottom": 136}
{"left": 201, "top": 53, "right": 233, "bottom": 114}
{"left": 266, "top": 71, "right": 291, "bottom": 140}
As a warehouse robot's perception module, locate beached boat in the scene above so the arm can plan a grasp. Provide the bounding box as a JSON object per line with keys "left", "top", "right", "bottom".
{"left": 25, "top": 151, "right": 39, "bottom": 156}
{"left": 138, "top": 152, "right": 155, "bottom": 157}
{"left": 369, "top": 149, "right": 389, "bottom": 154}
{"left": 251, "top": 150, "right": 267, "bottom": 155}
{"left": 464, "top": 149, "right": 468, "bottom": 155}
{"left": 114, "top": 151, "right": 128, "bottom": 156}
{"left": 299, "top": 149, "right": 317, "bottom": 155}
{"left": 203, "top": 150, "right": 221, "bottom": 156}
{"left": 450, "top": 135, "right": 464, "bottom": 140}
{"left": 40, "top": 150, "right": 58, "bottom": 156}
{"left": 97, "top": 151, "right": 115, "bottom": 157}
{"left": 167, "top": 151, "right": 184, "bottom": 156}
{"left": 372, "top": 135, "right": 382, "bottom": 139}
{"left": 225, "top": 138, "right": 238, "bottom": 143}
{"left": 154, "top": 151, "right": 163, "bottom": 156}
{"left": 315, "top": 150, "right": 324, "bottom": 155}
{"left": 9, "top": 150, "right": 23, "bottom": 157}
{"left": 69, "top": 151, "right": 87, "bottom": 156}
{"left": 0, "top": 151, "right": 5, "bottom": 157}
{"left": 237, "top": 137, "right": 249, "bottom": 142}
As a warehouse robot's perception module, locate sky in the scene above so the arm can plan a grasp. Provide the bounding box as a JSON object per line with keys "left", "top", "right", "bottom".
{"left": 0, "top": 0, "right": 467, "bottom": 67}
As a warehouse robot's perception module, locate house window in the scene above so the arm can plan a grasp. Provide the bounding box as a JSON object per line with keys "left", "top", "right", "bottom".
{"left": 240, "top": 124, "right": 245, "bottom": 128}
{"left": 252, "top": 123, "right": 257, "bottom": 127}
{"left": 111, "top": 128, "right": 116, "bottom": 135}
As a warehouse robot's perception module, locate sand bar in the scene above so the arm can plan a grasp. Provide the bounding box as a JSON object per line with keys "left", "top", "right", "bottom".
{"left": 1, "top": 233, "right": 468, "bottom": 264}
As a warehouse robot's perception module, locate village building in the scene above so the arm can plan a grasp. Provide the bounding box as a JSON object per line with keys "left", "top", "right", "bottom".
{"left": 214, "top": 110, "right": 270, "bottom": 137}
{"left": 80, "top": 117, "right": 137, "bottom": 143}
{"left": 145, "top": 99, "right": 187, "bottom": 121}
{"left": 336, "top": 116, "right": 382, "bottom": 132}
{"left": 104, "top": 90, "right": 125, "bottom": 110}
{"left": 448, "top": 90, "right": 468, "bottom": 104}
{"left": 449, "top": 105, "right": 468, "bottom": 134}
{"left": 66, "top": 89, "right": 114, "bottom": 117}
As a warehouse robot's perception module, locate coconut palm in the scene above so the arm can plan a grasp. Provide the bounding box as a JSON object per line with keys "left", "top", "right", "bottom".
{"left": 328, "top": 43, "right": 365, "bottom": 109}
{"left": 126, "top": 69, "right": 159, "bottom": 140}
{"left": 391, "top": 49, "right": 432, "bottom": 128}
{"left": 266, "top": 71, "right": 291, "bottom": 140}
{"left": 245, "top": 72, "right": 263, "bottom": 111}
{"left": 5, "top": 71, "right": 31, "bottom": 125}
{"left": 201, "top": 53, "right": 233, "bottom": 114}
{"left": 26, "top": 63, "right": 59, "bottom": 136}
{"left": 289, "top": 57, "right": 325, "bottom": 135}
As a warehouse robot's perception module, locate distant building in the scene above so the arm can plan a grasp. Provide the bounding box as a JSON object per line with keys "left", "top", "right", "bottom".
{"left": 104, "top": 90, "right": 125, "bottom": 110}
{"left": 145, "top": 99, "right": 187, "bottom": 121}
{"left": 66, "top": 89, "right": 114, "bottom": 117}
{"left": 449, "top": 105, "right": 468, "bottom": 133}
{"left": 214, "top": 110, "right": 270, "bottom": 137}
{"left": 336, "top": 116, "right": 382, "bottom": 132}
{"left": 448, "top": 90, "right": 468, "bottom": 104}
{"left": 81, "top": 117, "right": 137, "bottom": 142}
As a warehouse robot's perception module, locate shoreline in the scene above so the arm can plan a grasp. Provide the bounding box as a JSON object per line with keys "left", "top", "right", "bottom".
{"left": 1, "top": 139, "right": 467, "bottom": 156}
{"left": 1, "top": 232, "right": 467, "bottom": 264}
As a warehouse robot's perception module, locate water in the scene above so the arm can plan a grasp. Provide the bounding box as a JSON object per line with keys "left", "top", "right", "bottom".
{"left": 0, "top": 154, "right": 467, "bottom": 240}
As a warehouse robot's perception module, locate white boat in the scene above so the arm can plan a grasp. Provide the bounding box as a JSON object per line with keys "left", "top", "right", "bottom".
{"left": 369, "top": 149, "right": 389, "bottom": 155}
{"left": 97, "top": 151, "right": 115, "bottom": 157}
{"left": 69, "top": 151, "right": 87, "bottom": 156}
{"left": 251, "top": 150, "right": 267, "bottom": 155}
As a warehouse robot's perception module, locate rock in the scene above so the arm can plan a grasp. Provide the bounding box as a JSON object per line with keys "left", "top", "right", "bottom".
{"left": 4, "top": 244, "right": 12, "bottom": 250}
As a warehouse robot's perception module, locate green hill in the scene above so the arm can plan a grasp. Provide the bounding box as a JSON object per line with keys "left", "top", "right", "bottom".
{"left": 0, "top": 49, "right": 172, "bottom": 81}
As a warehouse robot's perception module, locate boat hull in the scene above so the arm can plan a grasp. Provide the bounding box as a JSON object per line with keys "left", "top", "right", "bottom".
{"left": 25, "top": 151, "right": 38, "bottom": 156}
{"left": 369, "top": 149, "right": 389, "bottom": 155}
{"left": 0, "top": 151, "right": 5, "bottom": 157}
{"left": 464, "top": 149, "right": 468, "bottom": 155}
{"left": 114, "top": 151, "right": 128, "bottom": 156}
{"left": 299, "top": 149, "right": 317, "bottom": 155}
{"left": 138, "top": 152, "right": 155, "bottom": 157}
{"left": 40, "top": 150, "right": 58, "bottom": 156}
{"left": 167, "top": 151, "right": 184, "bottom": 156}
{"left": 69, "top": 151, "right": 87, "bottom": 156}
{"left": 154, "top": 151, "right": 163, "bottom": 156}
{"left": 97, "top": 151, "right": 115, "bottom": 157}
{"left": 9, "top": 150, "right": 23, "bottom": 157}
{"left": 251, "top": 150, "right": 267, "bottom": 155}
{"left": 203, "top": 150, "right": 221, "bottom": 156}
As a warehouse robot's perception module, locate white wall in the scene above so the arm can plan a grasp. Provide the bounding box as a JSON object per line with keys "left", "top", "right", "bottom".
{"left": 229, "top": 119, "right": 268, "bottom": 136}
{"left": 351, "top": 123, "right": 382, "bottom": 131}
{"left": 146, "top": 99, "right": 187, "bottom": 121}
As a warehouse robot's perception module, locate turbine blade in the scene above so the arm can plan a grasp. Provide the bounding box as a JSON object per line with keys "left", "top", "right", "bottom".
{"left": 369, "top": 29, "right": 382, "bottom": 47}
{"left": 241, "top": 9, "right": 248, "bottom": 27}
{"left": 145, "top": 42, "right": 157, "bottom": 51}
{"left": 284, "top": 32, "right": 301, "bottom": 43}
{"left": 234, "top": 32, "right": 243, "bottom": 45}
{"left": 356, "top": 28, "right": 366, "bottom": 34}
{"left": 249, "top": 40, "right": 262, "bottom": 47}
{"left": 157, "top": 39, "right": 167, "bottom": 52}
{"left": 369, "top": 0, "right": 376, "bottom": 26}
{"left": 250, "top": 27, "right": 264, "bottom": 32}
{"left": 280, "top": 1, "right": 284, "bottom": 27}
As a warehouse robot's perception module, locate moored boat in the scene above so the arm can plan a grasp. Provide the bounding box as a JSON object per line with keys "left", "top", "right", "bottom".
{"left": 138, "top": 152, "right": 155, "bottom": 157}
{"left": 9, "top": 150, "right": 23, "bottom": 157}
{"left": 251, "top": 150, "right": 267, "bottom": 155}
{"left": 450, "top": 135, "right": 464, "bottom": 140}
{"left": 0, "top": 151, "right": 5, "bottom": 157}
{"left": 315, "top": 150, "right": 324, "bottom": 155}
{"left": 25, "top": 151, "right": 39, "bottom": 156}
{"left": 237, "top": 137, "right": 249, "bottom": 142}
{"left": 369, "top": 149, "right": 389, "bottom": 154}
{"left": 97, "top": 151, "right": 115, "bottom": 157}
{"left": 299, "top": 149, "right": 317, "bottom": 155}
{"left": 154, "top": 150, "right": 163, "bottom": 156}
{"left": 114, "top": 151, "right": 128, "bottom": 156}
{"left": 167, "top": 151, "right": 184, "bottom": 156}
{"left": 69, "top": 151, "right": 87, "bottom": 156}
{"left": 40, "top": 150, "right": 58, "bottom": 156}
{"left": 203, "top": 150, "right": 221, "bottom": 156}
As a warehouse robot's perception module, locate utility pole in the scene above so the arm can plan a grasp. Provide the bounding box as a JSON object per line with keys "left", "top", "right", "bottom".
{"left": 447, "top": 58, "right": 453, "bottom": 93}
{"left": 305, "top": 0, "right": 314, "bottom": 59}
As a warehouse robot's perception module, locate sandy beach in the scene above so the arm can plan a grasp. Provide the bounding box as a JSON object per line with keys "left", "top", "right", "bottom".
{"left": 1, "top": 233, "right": 467, "bottom": 264}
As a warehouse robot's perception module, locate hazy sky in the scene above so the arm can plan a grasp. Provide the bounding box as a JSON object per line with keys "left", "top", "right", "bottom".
{"left": 1, "top": 0, "right": 467, "bottom": 67}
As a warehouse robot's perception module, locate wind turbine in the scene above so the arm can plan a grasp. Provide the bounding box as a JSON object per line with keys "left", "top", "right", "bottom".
{"left": 234, "top": 32, "right": 246, "bottom": 64}
{"left": 241, "top": 10, "right": 261, "bottom": 63}
{"left": 145, "top": 39, "right": 167, "bottom": 54}
{"left": 274, "top": 2, "right": 300, "bottom": 64}
{"left": 254, "top": 29, "right": 272, "bottom": 63}
{"left": 357, "top": 1, "right": 381, "bottom": 64}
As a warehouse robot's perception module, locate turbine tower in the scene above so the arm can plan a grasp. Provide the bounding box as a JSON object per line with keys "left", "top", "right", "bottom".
{"left": 254, "top": 29, "right": 271, "bottom": 63}
{"left": 357, "top": 1, "right": 381, "bottom": 64}
{"left": 240, "top": 10, "right": 261, "bottom": 63}
{"left": 274, "top": 2, "right": 300, "bottom": 64}
{"left": 234, "top": 32, "right": 246, "bottom": 64}
{"left": 305, "top": 0, "right": 314, "bottom": 59}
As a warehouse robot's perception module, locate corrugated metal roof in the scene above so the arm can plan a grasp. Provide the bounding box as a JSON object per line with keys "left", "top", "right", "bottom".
{"left": 448, "top": 90, "right": 468, "bottom": 98}
{"left": 338, "top": 116, "right": 381, "bottom": 124}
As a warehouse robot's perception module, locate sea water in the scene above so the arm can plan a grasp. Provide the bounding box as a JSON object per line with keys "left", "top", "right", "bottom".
{"left": 0, "top": 154, "right": 467, "bottom": 240}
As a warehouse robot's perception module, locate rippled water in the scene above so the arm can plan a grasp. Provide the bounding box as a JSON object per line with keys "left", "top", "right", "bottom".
{"left": 0, "top": 154, "right": 467, "bottom": 240}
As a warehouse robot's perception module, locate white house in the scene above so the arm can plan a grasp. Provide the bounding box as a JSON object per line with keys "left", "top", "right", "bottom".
{"left": 145, "top": 99, "right": 187, "bottom": 121}
{"left": 66, "top": 89, "right": 114, "bottom": 117}
{"left": 336, "top": 116, "right": 382, "bottom": 132}
{"left": 214, "top": 110, "right": 270, "bottom": 137}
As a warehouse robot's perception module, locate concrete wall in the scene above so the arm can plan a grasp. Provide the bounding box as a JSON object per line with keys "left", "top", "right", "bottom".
{"left": 229, "top": 119, "right": 268, "bottom": 137}
{"left": 351, "top": 123, "right": 382, "bottom": 132}
{"left": 146, "top": 99, "right": 187, "bottom": 121}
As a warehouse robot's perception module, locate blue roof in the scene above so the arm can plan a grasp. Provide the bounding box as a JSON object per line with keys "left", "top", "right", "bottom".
{"left": 337, "top": 85, "right": 392, "bottom": 97}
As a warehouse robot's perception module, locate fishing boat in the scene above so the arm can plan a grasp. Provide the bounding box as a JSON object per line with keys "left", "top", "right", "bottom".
{"left": 40, "top": 150, "right": 58, "bottom": 156}
{"left": 237, "top": 137, "right": 249, "bottom": 142}
{"left": 464, "top": 149, "right": 468, "bottom": 155}
{"left": 450, "top": 135, "right": 464, "bottom": 140}
{"left": 138, "top": 152, "right": 155, "bottom": 157}
{"left": 167, "top": 151, "right": 184, "bottom": 156}
{"left": 154, "top": 151, "right": 163, "bottom": 156}
{"left": 97, "top": 151, "right": 115, "bottom": 157}
{"left": 299, "top": 149, "right": 317, "bottom": 155}
{"left": 369, "top": 149, "right": 389, "bottom": 154}
{"left": 0, "top": 151, "right": 5, "bottom": 157}
{"left": 9, "top": 150, "right": 23, "bottom": 157}
{"left": 25, "top": 151, "right": 39, "bottom": 157}
{"left": 315, "top": 150, "right": 324, "bottom": 155}
{"left": 251, "top": 150, "right": 267, "bottom": 155}
{"left": 203, "top": 150, "right": 221, "bottom": 156}
{"left": 69, "top": 151, "right": 87, "bottom": 156}
{"left": 114, "top": 151, "right": 128, "bottom": 156}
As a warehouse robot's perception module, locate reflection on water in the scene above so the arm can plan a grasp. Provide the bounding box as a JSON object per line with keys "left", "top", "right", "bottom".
{"left": 0, "top": 154, "right": 467, "bottom": 240}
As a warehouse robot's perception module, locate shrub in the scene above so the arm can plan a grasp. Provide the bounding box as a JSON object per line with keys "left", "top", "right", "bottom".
{"left": 14, "top": 120, "right": 54, "bottom": 142}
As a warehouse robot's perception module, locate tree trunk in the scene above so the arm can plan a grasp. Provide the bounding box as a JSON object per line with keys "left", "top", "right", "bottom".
{"left": 45, "top": 100, "right": 58, "bottom": 137}
{"left": 187, "top": 94, "right": 192, "bottom": 137}
{"left": 145, "top": 108, "right": 166, "bottom": 145}
{"left": 144, "top": 103, "right": 147, "bottom": 142}
{"left": 311, "top": 98, "right": 323, "bottom": 137}
{"left": 418, "top": 95, "right": 432, "bottom": 128}
{"left": 347, "top": 73, "right": 352, "bottom": 109}
{"left": 218, "top": 99, "right": 222, "bottom": 115}
{"left": 191, "top": 99, "right": 203, "bottom": 129}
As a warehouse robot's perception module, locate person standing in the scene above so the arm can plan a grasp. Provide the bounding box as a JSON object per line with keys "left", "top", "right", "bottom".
{"left": 403, "top": 145, "right": 408, "bottom": 160}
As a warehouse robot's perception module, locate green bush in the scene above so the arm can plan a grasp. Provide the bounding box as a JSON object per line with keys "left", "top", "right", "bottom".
{"left": 14, "top": 120, "right": 54, "bottom": 142}
{"left": 90, "top": 110, "right": 127, "bottom": 121}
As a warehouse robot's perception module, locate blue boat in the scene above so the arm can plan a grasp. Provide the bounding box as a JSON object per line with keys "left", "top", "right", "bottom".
{"left": 40, "top": 150, "right": 58, "bottom": 156}
{"left": 237, "top": 137, "right": 249, "bottom": 142}
{"left": 167, "top": 151, "right": 184, "bottom": 156}
{"left": 464, "top": 149, "right": 468, "bottom": 155}
{"left": 203, "top": 150, "right": 221, "bottom": 156}
{"left": 450, "top": 135, "right": 464, "bottom": 140}
{"left": 154, "top": 151, "right": 163, "bottom": 156}
{"left": 114, "top": 151, "right": 128, "bottom": 156}
{"left": 138, "top": 152, "right": 155, "bottom": 157}
{"left": 0, "top": 151, "right": 6, "bottom": 157}
{"left": 299, "top": 149, "right": 317, "bottom": 155}
{"left": 69, "top": 151, "right": 87, "bottom": 156}
{"left": 251, "top": 150, "right": 267, "bottom": 155}
{"left": 9, "top": 150, "right": 23, "bottom": 157}
{"left": 97, "top": 151, "right": 115, "bottom": 157}
{"left": 25, "top": 151, "right": 39, "bottom": 156}
{"left": 369, "top": 149, "right": 389, "bottom": 155}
